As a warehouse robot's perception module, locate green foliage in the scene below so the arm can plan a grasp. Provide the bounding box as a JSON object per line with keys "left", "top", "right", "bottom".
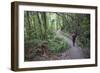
{"left": 48, "top": 37, "right": 69, "bottom": 53}
{"left": 77, "top": 15, "right": 90, "bottom": 48}
{"left": 24, "top": 39, "right": 42, "bottom": 49}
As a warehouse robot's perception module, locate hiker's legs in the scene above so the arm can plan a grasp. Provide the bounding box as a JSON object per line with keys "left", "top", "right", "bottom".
{"left": 73, "top": 41, "right": 75, "bottom": 46}
{"left": 72, "top": 38, "right": 75, "bottom": 46}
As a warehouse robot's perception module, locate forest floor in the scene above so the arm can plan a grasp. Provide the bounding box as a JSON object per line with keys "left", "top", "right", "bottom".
{"left": 25, "top": 30, "right": 89, "bottom": 61}
{"left": 55, "top": 30, "right": 85, "bottom": 59}
{"left": 60, "top": 39, "right": 85, "bottom": 59}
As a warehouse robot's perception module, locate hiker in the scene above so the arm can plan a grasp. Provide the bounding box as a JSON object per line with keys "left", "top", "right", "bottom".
{"left": 72, "top": 32, "right": 77, "bottom": 46}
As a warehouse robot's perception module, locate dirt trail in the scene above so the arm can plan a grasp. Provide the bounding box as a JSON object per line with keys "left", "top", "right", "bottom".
{"left": 55, "top": 30, "right": 85, "bottom": 59}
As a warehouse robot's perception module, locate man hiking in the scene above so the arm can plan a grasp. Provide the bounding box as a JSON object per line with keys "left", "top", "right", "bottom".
{"left": 72, "top": 32, "right": 77, "bottom": 46}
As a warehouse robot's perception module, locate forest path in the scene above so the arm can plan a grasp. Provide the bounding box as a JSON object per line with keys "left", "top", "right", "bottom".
{"left": 55, "top": 30, "right": 85, "bottom": 59}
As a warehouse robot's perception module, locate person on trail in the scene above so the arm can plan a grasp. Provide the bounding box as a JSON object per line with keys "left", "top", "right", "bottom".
{"left": 72, "top": 32, "right": 77, "bottom": 46}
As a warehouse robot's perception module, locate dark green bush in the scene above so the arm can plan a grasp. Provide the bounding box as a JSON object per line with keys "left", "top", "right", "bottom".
{"left": 48, "top": 37, "right": 69, "bottom": 53}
